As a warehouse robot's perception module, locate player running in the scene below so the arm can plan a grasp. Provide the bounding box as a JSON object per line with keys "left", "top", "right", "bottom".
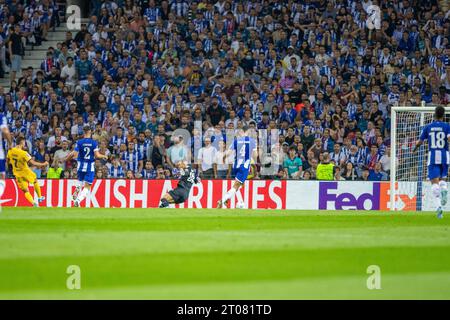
{"left": 7, "top": 137, "right": 48, "bottom": 206}
{"left": 65, "top": 126, "right": 108, "bottom": 207}
{"left": 413, "top": 106, "right": 450, "bottom": 218}
{"left": 217, "top": 127, "right": 257, "bottom": 208}
{"left": 0, "top": 112, "right": 12, "bottom": 198}
{"left": 159, "top": 160, "right": 200, "bottom": 208}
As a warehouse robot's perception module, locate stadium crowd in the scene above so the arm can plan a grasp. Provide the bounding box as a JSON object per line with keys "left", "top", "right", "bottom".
{"left": 0, "top": 0, "right": 449, "bottom": 181}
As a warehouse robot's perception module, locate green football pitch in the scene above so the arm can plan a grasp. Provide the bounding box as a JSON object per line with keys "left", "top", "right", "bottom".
{"left": 0, "top": 207, "right": 449, "bottom": 299}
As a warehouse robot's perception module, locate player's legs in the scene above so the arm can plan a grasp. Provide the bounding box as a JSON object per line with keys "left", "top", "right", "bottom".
{"left": 159, "top": 193, "right": 175, "bottom": 208}
{"left": 74, "top": 182, "right": 92, "bottom": 206}
{"left": 439, "top": 164, "right": 448, "bottom": 208}
{"left": 73, "top": 182, "right": 83, "bottom": 201}
{"left": 0, "top": 176, "right": 5, "bottom": 197}
{"left": 160, "top": 188, "right": 189, "bottom": 208}
{"left": 0, "top": 160, "right": 5, "bottom": 200}
{"left": 73, "top": 171, "right": 85, "bottom": 201}
{"left": 432, "top": 180, "right": 444, "bottom": 219}
{"left": 217, "top": 180, "right": 244, "bottom": 208}
{"left": 0, "top": 160, "right": 5, "bottom": 202}
{"left": 431, "top": 178, "right": 441, "bottom": 207}
{"left": 439, "top": 179, "right": 448, "bottom": 206}
{"left": 218, "top": 166, "right": 249, "bottom": 208}
{"left": 27, "top": 170, "right": 44, "bottom": 203}
{"left": 429, "top": 165, "right": 443, "bottom": 218}
{"left": 0, "top": 177, "right": 5, "bottom": 212}
{"left": 74, "top": 172, "right": 94, "bottom": 207}
{"left": 17, "top": 177, "right": 36, "bottom": 206}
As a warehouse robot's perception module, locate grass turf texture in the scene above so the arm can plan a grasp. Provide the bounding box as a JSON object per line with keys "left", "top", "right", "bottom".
{"left": 0, "top": 208, "right": 449, "bottom": 299}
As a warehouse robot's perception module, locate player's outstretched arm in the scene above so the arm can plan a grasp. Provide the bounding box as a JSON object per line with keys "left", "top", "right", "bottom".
{"left": 412, "top": 140, "right": 423, "bottom": 153}
{"left": 29, "top": 159, "right": 49, "bottom": 168}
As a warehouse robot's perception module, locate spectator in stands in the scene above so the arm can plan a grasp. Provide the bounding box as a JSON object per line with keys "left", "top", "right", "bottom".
{"left": 53, "top": 139, "right": 70, "bottom": 170}
{"left": 379, "top": 148, "right": 391, "bottom": 177}
{"left": 369, "top": 162, "right": 388, "bottom": 181}
{"left": 214, "top": 140, "right": 231, "bottom": 179}
{"left": 147, "top": 135, "right": 166, "bottom": 168}
{"left": 109, "top": 156, "right": 125, "bottom": 178}
{"left": 141, "top": 160, "right": 156, "bottom": 179}
{"left": 197, "top": 136, "right": 216, "bottom": 179}
{"left": 283, "top": 146, "right": 302, "bottom": 179}
{"left": 7, "top": 25, "right": 23, "bottom": 82}
{"left": 334, "top": 166, "right": 345, "bottom": 181}
{"left": 342, "top": 161, "right": 355, "bottom": 181}
{"left": 166, "top": 135, "right": 189, "bottom": 168}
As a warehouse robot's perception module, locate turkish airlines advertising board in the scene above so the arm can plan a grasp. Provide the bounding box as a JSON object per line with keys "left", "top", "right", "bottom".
{"left": 0, "top": 179, "right": 286, "bottom": 209}
{"left": 0, "top": 179, "right": 421, "bottom": 211}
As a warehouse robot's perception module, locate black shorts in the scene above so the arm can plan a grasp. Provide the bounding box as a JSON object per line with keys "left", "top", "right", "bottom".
{"left": 168, "top": 187, "right": 189, "bottom": 204}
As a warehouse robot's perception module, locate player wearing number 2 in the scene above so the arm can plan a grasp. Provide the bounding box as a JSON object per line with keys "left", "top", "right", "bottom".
{"left": 414, "top": 106, "right": 450, "bottom": 218}
{"left": 65, "top": 126, "right": 108, "bottom": 207}
{"left": 217, "top": 126, "right": 257, "bottom": 208}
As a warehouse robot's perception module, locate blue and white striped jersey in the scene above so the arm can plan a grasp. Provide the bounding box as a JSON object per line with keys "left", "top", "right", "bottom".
{"left": 109, "top": 165, "right": 124, "bottom": 178}
{"left": 121, "top": 150, "right": 141, "bottom": 173}
{"left": 420, "top": 121, "right": 450, "bottom": 165}
{"left": 75, "top": 138, "right": 99, "bottom": 173}
{"left": 231, "top": 136, "right": 257, "bottom": 169}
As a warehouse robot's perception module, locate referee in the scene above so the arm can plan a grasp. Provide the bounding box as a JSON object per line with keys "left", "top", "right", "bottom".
{"left": 316, "top": 153, "right": 335, "bottom": 181}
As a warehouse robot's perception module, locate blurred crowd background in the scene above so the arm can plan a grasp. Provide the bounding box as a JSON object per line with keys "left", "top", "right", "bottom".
{"left": 0, "top": 0, "right": 449, "bottom": 181}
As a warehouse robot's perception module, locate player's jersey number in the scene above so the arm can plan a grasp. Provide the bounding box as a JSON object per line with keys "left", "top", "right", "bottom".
{"left": 187, "top": 171, "right": 196, "bottom": 184}
{"left": 430, "top": 131, "right": 446, "bottom": 149}
{"left": 238, "top": 143, "right": 251, "bottom": 168}
{"left": 83, "top": 147, "right": 91, "bottom": 160}
{"left": 12, "top": 157, "right": 18, "bottom": 168}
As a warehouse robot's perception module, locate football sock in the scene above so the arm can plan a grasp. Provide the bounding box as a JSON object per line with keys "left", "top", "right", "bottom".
{"left": 33, "top": 181, "right": 42, "bottom": 198}
{"left": 0, "top": 180, "right": 5, "bottom": 198}
{"left": 439, "top": 180, "right": 448, "bottom": 206}
{"left": 222, "top": 187, "right": 237, "bottom": 203}
{"left": 432, "top": 183, "right": 441, "bottom": 209}
{"left": 159, "top": 198, "right": 169, "bottom": 208}
{"left": 24, "top": 191, "right": 35, "bottom": 205}
{"left": 76, "top": 187, "right": 89, "bottom": 203}
{"left": 73, "top": 184, "right": 82, "bottom": 199}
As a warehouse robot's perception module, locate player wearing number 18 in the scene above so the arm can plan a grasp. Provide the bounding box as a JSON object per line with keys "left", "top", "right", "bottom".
{"left": 413, "top": 106, "right": 450, "bottom": 218}
{"left": 65, "top": 126, "right": 108, "bottom": 207}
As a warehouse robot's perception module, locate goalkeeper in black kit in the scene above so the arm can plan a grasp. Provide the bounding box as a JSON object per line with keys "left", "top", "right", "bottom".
{"left": 159, "top": 161, "right": 201, "bottom": 208}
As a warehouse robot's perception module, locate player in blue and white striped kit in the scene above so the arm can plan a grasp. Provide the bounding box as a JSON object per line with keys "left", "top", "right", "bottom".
{"left": 0, "top": 113, "right": 12, "bottom": 198}
{"left": 217, "top": 127, "right": 257, "bottom": 208}
{"left": 65, "top": 126, "right": 108, "bottom": 207}
{"left": 414, "top": 106, "right": 450, "bottom": 218}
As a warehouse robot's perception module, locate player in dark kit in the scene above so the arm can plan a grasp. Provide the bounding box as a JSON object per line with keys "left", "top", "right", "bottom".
{"left": 159, "top": 160, "right": 200, "bottom": 208}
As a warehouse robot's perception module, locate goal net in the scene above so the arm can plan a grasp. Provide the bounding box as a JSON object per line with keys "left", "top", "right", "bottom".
{"left": 391, "top": 106, "right": 450, "bottom": 211}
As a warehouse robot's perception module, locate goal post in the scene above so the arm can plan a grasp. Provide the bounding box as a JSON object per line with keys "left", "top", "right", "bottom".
{"left": 390, "top": 105, "right": 450, "bottom": 211}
